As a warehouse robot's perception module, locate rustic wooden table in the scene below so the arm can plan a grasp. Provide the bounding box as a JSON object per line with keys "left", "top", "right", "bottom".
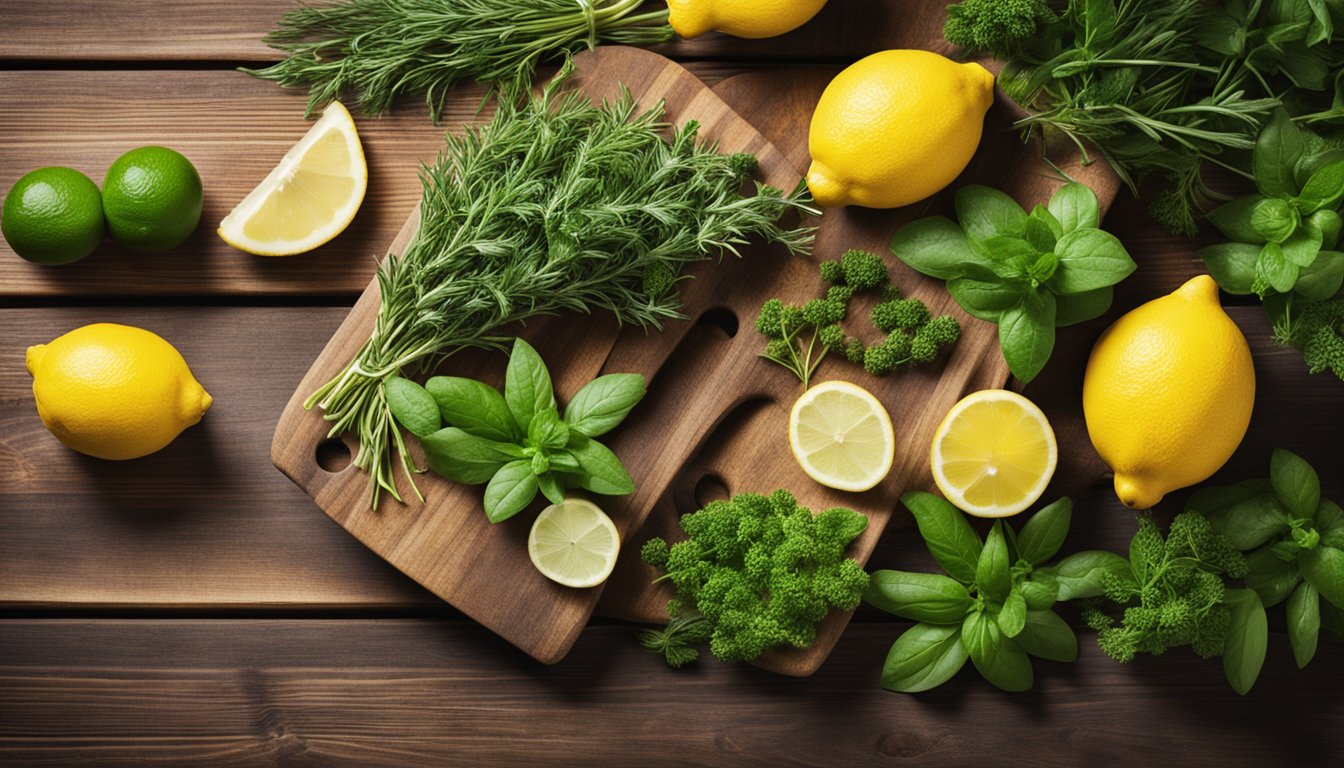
{"left": 1, "top": 3, "right": 1341, "bottom": 765}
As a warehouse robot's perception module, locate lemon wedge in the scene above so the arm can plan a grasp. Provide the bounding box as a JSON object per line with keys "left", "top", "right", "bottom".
{"left": 528, "top": 498, "right": 621, "bottom": 589}
{"left": 930, "top": 390, "right": 1057, "bottom": 518}
{"left": 788, "top": 380, "right": 895, "bottom": 492}
{"left": 217, "top": 101, "right": 367, "bottom": 256}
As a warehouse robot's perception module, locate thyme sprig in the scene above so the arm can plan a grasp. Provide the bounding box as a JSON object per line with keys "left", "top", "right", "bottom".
{"left": 304, "top": 68, "right": 818, "bottom": 506}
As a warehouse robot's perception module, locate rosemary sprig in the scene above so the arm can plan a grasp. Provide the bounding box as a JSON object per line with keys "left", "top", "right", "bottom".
{"left": 246, "top": 0, "right": 674, "bottom": 120}
{"left": 304, "top": 67, "right": 818, "bottom": 507}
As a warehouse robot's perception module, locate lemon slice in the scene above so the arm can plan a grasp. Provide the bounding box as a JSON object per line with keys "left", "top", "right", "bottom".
{"left": 527, "top": 498, "right": 621, "bottom": 588}
{"left": 930, "top": 390, "right": 1057, "bottom": 518}
{"left": 217, "top": 101, "right": 367, "bottom": 256}
{"left": 788, "top": 380, "right": 895, "bottom": 492}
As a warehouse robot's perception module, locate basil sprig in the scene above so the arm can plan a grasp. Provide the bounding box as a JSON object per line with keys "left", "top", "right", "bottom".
{"left": 386, "top": 338, "right": 645, "bottom": 522}
{"left": 891, "top": 183, "right": 1136, "bottom": 382}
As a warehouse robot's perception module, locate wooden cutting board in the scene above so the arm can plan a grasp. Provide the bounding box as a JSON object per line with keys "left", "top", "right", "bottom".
{"left": 273, "top": 46, "right": 1119, "bottom": 671}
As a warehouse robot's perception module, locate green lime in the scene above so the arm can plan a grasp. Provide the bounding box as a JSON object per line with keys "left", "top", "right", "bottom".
{"left": 102, "top": 146, "right": 203, "bottom": 253}
{"left": 1, "top": 167, "right": 105, "bottom": 265}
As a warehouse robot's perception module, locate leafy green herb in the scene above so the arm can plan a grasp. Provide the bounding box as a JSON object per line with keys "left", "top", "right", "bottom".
{"left": 866, "top": 493, "right": 1078, "bottom": 693}
{"left": 891, "top": 182, "right": 1135, "bottom": 382}
{"left": 640, "top": 490, "right": 870, "bottom": 665}
{"left": 637, "top": 611, "right": 713, "bottom": 669}
{"left": 247, "top": 0, "right": 675, "bottom": 120}
{"left": 304, "top": 66, "right": 817, "bottom": 506}
{"left": 387, "top": 338, "right": 645, "bottom": 522}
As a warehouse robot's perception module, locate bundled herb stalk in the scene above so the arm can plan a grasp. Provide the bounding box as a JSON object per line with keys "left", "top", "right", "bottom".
{"left": 304, "top": 68, "right": 817, "bottom": 506}
{"left": 247, "top": 0, "right": 675, "bottom": 120}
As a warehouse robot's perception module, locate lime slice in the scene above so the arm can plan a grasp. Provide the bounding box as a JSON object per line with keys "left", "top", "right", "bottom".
{"left": 788, "top": 380, "right": 895, "bottom": 492}
{"left": 527, "top": 498, "right": 620, "bottom": 588}
{"left": 930, "top": 389, "right": 1057, "bottom": 518}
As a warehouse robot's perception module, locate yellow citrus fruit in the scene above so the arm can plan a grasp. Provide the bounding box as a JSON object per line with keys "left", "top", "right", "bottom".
{"left": 1083, "top": 275, "right": 1255, "bottom": 510}
{"left": 217, "top": 101, "right": 367, "bottom": 256}
{"left": 788, "top": 380, "right": 895, "bottom": 492}
{"left": 528, "top": 498, "right": 621, "bottom": 588}
{"left": 930, "top": 390, "right": 1057, "bottom": 518}
{"left": 668, "top": 0, "right": 828, "bottom": 39}
{"left": 26, "top": 323, "right": 212, "bottom": 460}
{"left": 807, "top": 50, "right": 995, "bottom": 209}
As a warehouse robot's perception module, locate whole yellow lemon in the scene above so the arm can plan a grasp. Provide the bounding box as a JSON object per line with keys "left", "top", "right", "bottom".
{"left": 26, "top": 323, "right": 213, "bottom": 460}
{"left": 1083, "top": 275, "right": 1255, "bottom": 510}
{"left": 807, "top": 50, "right": 994, "bottom": 209}
{"left": 668, "top": 0, "right": 827, "bottom": 39}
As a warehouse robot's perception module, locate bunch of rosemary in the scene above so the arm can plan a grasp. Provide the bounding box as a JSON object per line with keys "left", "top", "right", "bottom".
{"left": 247, "top": 0, "right": 674, "bottom": 119}
{"left": 304, "top": 68, "right": 817, "bottom": 506}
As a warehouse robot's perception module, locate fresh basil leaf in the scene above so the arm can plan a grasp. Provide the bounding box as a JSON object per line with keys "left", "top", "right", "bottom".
{"left": 1258, "top": 242, "right": 1302, "bottom": 293}
{"left": 978, "top": 522, "right": 1013, "bottom": 602}
{"left": 1251, "top": 198, "right": 1299, "bottom": 244}
{"left": 385, "top": 377, "right": 442, "bottom": 438}
{"left": 1299, "top": 546, "right": 1344, "bottom": 609}
{"left": 997, "top": 586, "right": 1028, "bottom": 638}
{"left": 970, "top": 234, "right": 1042, "bottom": 268}
{"left": 1292, "top": 526, "right": 1320, "bottom": 549}
{"left": 562, "top": 373, "right": 646, "bottom": 438}
{"left": 504, "top": 338, "right": 556, "bottom": 435}
{"left": 1297, "top": 251, "right": 1344, "bottom": 301}
{"left": 948, "top": 277, "right": 1024, "bottom": 322}
{"left": 566, "top": 434, "right": 634, "bottom": 496}
{"left": 1047, "top": 550, "right": 1133, "bottom": 601}
{"left": 1223, "top": 588, "right": 1268, "bottom": 696}
{"left": 1027, "top": 251, "right": 1059, "bottom": 285}
{"left": 1295, "top": 158, "right": 1344, "bottom": 213}
{"left": 536, "top": 471, "right": 565, "bottom": 505}
{"left": 880, "top": 623, "right": 969, "bottom": 694}
{"left": 1025, "top": 208, "right": 1060, "bottom": 253}
{"left": 998, "top": 291, "right": 1056, "bottom": 383}
{"left": 483, "top": 460, "right": 539, "bottom": 523}
{"left": 422, "top": 427, "right": 524, "bottom": 484}
{"left": 527, "top": 408, "right": 570, "bottom": 452}
{"left": 1279, "top": 42, "right": 1329, "bottom": 89}
{"left": 1316, "top": 498, "right": 1344, "bottom": 531}
{"left": 1014, "top": 609, "right": 1078, "bottom": 662}
{"left": 1272, "top": 449, "right": 1321, "bottom": 519}
{"left": 1016, "top": 497, "right": 1072, "bottom": 565}
{"left": 1020, "top": 572, "right": 1059, "bottom": 610}
{"left": 1309, "top": 209, "right": 1342, "bottom": 250}
{"left": 1207, "top": 195, "right": 1268, "bottom": 244}
{"left": 1195, "top": 9, "right": 1247, "bottom": 57}
{"left": 962, "top": 611, "right": 1033, "bottom": 692}
{"left": 1187, "top": 481, "right": 1265, "bottom": 513}
{"left": 901, "top": 491, "right": 982, "bottom": 585}
{"left": 1245, "top": 547, "right": 1303, "bottom": 608}
{"left": 1205, "top": 494, "right": 1291, "bottom": 550}
{"left": 548, "top": 451, "right": 581, "bottom": 473}
{"left": 1047, "top": 182, "right": 1100, "bottom": 233}
{"left": 1288, "top": 581, "right": 1321, "bottom": 669}
{"left": 1254, "top": 108, "right": 1306, "bottom": 198}
{"left": 863, "top": 570, "right": 975, "bottom": 623}
{"left": 1200, "top": 242, "right": 1263, "bottom": 295}
{"left": 1281, "top": 224, "right": 1323, "bottom": 267}
{"left": 1305, "top": 0, "right": 1333, "bottom": 45}
{"left": 1054, "top": 286, "right": 1113, "bottom": 326}
{"left": 956, "top": 184, "right": 1028, "bottom": 240}
{"left": 891, "top": 216, "right": 984, "bottom": 280}
{"left": 425, "top": 376, "right": 520, "bottom": 443}
{"left": 1049, "top": 229, "right": 1136, "bottom": 294}
{"left": 1083, "top": 0, "right": 1117, "bottom": 44}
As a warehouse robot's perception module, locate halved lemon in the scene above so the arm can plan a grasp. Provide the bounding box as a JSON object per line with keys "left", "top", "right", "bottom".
{"left": 528, "top": 498, "right": 621, "bottom": 588}
{"left": 930, "top": 390, "right": 1057, "bottom": 518}
{"left": 788, "top": 380, "right": 895, "bottom": 492}
{"left": 217, "top": 101, "right": 367, "bottom": 256}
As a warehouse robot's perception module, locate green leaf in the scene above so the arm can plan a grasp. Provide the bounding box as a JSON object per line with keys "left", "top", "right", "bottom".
{"left": 1258, "top": 242, "right": 1302, "bottom": 294}
{"left": 891, "top": 216, "right": 984, "bottom": 280}
{"left": 1287, "top": 581, "right": 1321, "bottom": 669}
{"left": 1054, "top": 286, "right": 1113, "bottom": 326}
{"left": 1205, "top": 494, "right": 1291, "bottom": 550}
{"left": 1019, "top": 572, "right": 1059, "bottom": 610}
{"left": 1187, "top": 481, "right": 1266, "bottom": 513}
{"left": 1295, "top": 158, "right": 1344, "bottom": 213}
{"left": 1281, "top": 224, "right": 1323, "bottom": 267}
{"left": 566, "top": 434, "right": 634, "bottom": 496}
{"left": 1299, "top": 546, "right": 1344, "bottom": 608}
{"left": 864, "top": 570, "right": 974, "bottom": 623}
{"left": 1016, "top": 497, "right": 1072, "bottom": 565}
{"left": 1047, "top": 550, "right": 1133, "bottom": 600}
{"left": 948, "top": 277, "right": 1025, "bottom": 322}
{"left": 483, "top": 460, "right": 539, "bottom": 523}
{"left": 562, "top": 373, "right": 646, "bottom": 437}
{"left": 1309, "top": 209, "right": 1341, "bottom": 250}
{"left": 962, "top": 611, "right": 1033, "bottom": 692}
{"left": 425, "top": 376, "right": 520, "bottom": 443}
{"left": 880, "top": 623, "right": 969, "bottom": 693}
{"left": 1049, "top": 229, "right": 1136, "bottom": 294}
{"left": 956, "top": 185, "right": 1028, "bottom": 240}
{"left": 997, "top": 586, "right": 1028, "bottom": 638}
{"left": 978, "top": 522, "right": 1013, "bottom": 602}
{"left": 504, "top": 338, "right": 556, "bottom": 434}
{"left": 1323, "top": 600, "right": 1344, "bottom": 642}
{"left": 1245, "top": 547, "right": 1303, "bottom": 608}
{"left": 1251, "top": 198, "right": 1299, "bottom": 244}
{"left": 971, "top": 235, "right": 1043, "bottom": 271}
{"left": 1222, "top": 588, "right": 1268, "bottom": 696}
{"left": 998, "top": 291, "right": 1056, "bottom": 383}
{"left": 1025, "top": 206, "right": 1060, "bottom": 253}
{"left": 1272, "top": 449, "right": 1321, "bottom": 519}
{"left": 422, "top": 427, "right": 524, "bottom": 484}
{"left": 901, "top": 491, "right": 983, "bottom": 585}
{"left": 1207, "top": 195, "right": 1268, "bottom": 244}
{"left": 527, "top": 408, "right": 570, "bottom": 452}
{"left": 1195, "top": 9, "right": 1246, "bottom": 57}
{"left": 1317, "top": 498, "right": 1344, "bottom": 531}
{"left": 1014, "top": 609, "right": 1078, "bottom": 662}
{"left": 1083, "top": 0, "right": 1117, "bottom": 44}
{"left": 536, "top": 472, "right": 565, "bottom": 505}
{"left": 1047, "top": 182, "right": 1099, "bottom": 233}
{"left": 1200, "top": 242, "right": 1262, "bottom": 295}
{"left": 1254, "top": 108, "right": 1306, "bottom": 198}
{"left": 384, "top": 377, "right": 441, "bottom": 437}
{"left": 1293, "top": 251, "right": 1344, "bottom": 301}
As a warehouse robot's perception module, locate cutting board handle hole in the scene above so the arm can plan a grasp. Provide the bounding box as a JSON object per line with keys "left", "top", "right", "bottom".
{"left": 696, "top": 307, "right": 739, "bottom": 339}
{"left": 315, "top": 438, "right": 353, "bottom": 473}
{"left": 693, "top": 474, "right": 731, "bottom": 507}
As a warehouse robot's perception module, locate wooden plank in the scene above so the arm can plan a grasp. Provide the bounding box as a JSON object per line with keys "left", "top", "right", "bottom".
{"left": 0, "top": 619, "right": 1339, "bottom": 766}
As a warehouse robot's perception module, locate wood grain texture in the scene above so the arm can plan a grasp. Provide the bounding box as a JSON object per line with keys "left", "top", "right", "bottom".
{"left": 1, "top": 619, "right": 1340, "bottom": 767}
